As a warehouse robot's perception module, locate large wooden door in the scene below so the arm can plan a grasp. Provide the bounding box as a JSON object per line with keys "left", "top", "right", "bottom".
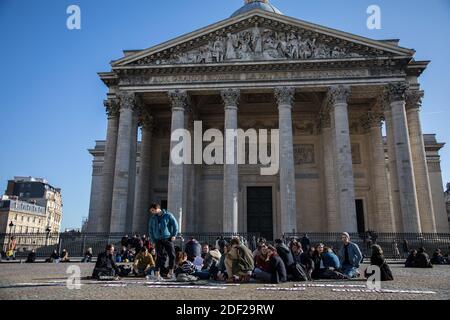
{"left": 247, "top": 187, "right": 273, "bottom": 240}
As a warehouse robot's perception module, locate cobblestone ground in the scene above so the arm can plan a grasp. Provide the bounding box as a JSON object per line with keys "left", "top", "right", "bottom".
{"left": 0, "top": 263, "right": 449, "bottom": 300}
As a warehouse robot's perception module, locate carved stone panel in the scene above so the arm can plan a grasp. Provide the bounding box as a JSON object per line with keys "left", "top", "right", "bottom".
{"left": 294, "top": 144, "right": 315, "bottom": 165}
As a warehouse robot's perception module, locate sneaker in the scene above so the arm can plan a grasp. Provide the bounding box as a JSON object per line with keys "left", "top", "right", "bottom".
{"left": 146, "top": 275, "right": 159, "bottom": 282}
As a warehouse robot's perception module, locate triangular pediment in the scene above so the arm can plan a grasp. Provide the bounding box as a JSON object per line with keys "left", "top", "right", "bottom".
{"left": 113, "top": 9, "right": 414, "bottom": 67}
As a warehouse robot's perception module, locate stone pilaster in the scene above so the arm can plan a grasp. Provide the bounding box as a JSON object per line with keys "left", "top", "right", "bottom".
{"left": 362, "top": 108, "right": 395, "bottom": 232}
{"left": 93, "top": 99, "right": 119, "bottom": 233}
{"left": 275, "top": 87, "right": 298, "bottom": 235}
{"left": 328, "top": 85, "right": 357, "bottom": 232}
{"left": 110, "top": 92, "right": 138, "bottom": 233}
{"left": 167, "top": 90, "right": 188, "bottom": 231}
{"left": 221, "top": 88, "right": 240, "bottom": 233}
{"left": 133, "top": 111, "right": 154, "bottom": 234}
{"left": 320, "top": 110, "right": 338, "bottom": 232}
{"left": 385, "top": 82, "right": 421, "bottom": 233}
{"left": 406, "top": 90, "right": 436, "bottom": 232}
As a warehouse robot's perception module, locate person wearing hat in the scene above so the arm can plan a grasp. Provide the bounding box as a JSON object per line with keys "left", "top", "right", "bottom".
{"left": 338, "top": 232, "right": 363, "bottom": 278}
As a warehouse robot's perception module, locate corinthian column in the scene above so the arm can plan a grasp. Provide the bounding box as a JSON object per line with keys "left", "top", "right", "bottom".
{"left": 406, "top": 90, "right": 436, "bottom": 232}
{"left": 328, "top": 85, "right": 357, "bottom": 232}
{"left": 320, "top": 111, "right": 338, "bottom": 232}
{"left": 167, "top": 90, "right": 188, "bottom": 231}
{"left": 221, "top": 89, "right": 240, "bottom": 233}
{"left": 385, "top": 83, "right": 421, "bottom": 233}
{"left": 133, "top": 112, "right": 154, "bottom": 234}
{"left": 110, "top": 92, "right": 138, "bottom": 233}
{"left": 275, "top": 87, "right": 297, "bottom": 235}
{"left": 362, "top": 109, "right": 394, "bottom": 232}
{"left": 92, "top": 99, "right": 119, "bottom": 233}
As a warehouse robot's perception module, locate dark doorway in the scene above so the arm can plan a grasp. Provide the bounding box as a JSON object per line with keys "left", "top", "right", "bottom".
{"left": 247, "top": 187, "right": 273, "bottom": 240}
{"left": 161, "top": 200, "right": 168, "bottom": 210}
{"left": 355, "top": 199, "right": 365, "bottom": 234}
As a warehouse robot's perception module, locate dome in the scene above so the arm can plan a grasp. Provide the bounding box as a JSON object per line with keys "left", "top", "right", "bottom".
{"left": 231, "top": 0, "right": 283, "bottom": 18}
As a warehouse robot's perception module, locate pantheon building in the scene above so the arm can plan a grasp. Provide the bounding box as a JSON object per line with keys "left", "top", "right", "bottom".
{"left": 87, "top": 0, "right": 448, "bottom": 239}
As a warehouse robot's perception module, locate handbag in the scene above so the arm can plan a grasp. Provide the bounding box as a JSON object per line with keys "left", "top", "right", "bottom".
{"left": 6, "top": 250, "right": 13, "bottom": 257}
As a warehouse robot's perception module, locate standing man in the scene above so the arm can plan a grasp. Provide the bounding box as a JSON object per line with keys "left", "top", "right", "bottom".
{"left": 148, "top": 203, "right": 179, "bottom": 280}
{"left": 338, "top": 232, "right": 363, "bottom": 278}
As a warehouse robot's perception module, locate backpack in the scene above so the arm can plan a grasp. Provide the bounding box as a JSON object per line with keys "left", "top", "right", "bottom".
{"left": 290, "top": 263, "right": 309, "bottom": 282}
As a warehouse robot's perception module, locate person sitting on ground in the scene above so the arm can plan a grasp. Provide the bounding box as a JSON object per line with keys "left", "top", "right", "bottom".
{"left": 431, "top": 249, "right": 446, "bottom": 265}
{"left": 405, "top": 250, "right": 417, "bottom": 268}
{"left": 184, "top": 237, "right": 201, "bottom": 262}
{"left": 253, "top": 243, "right": 271, "bottom": 282}
{"left": 46, "top": 250, "right": 61, "bottom": 263}
{"left": 81, "top": 248, "right": 93, "bottom": 263}
{"left": 365, "top": 244, "right": 393, "bottom": 281}
{"left": 224, "top": 237, "right": 254, "bottom": 283}
{"left": 121, "top": 235, "right": 129, "bottom": 248}
{"left": 216, "top": 243, "right": 230, "bottom": 281}
{"left": 338, "top": 232, "right": 363, "bottom": 278}
{"left": 290, "top": 240, "right": 303, "bottom": 264}
{"left": 311, "top": 243, "right": 324, "bottom": 280}
{"left": 174, "top": 251, "right": 203, "bottom": 281}
{"left": 252, "top": 238, "right": 267, "bottom": 259}
{"left": 254, "top": 245, "right": 287, "bottom": 284}
{"left": 26, "top": 249, "right": 36, "bottom": 263}
{"left": 300, "top": 234, "right": 311, "bottom": 252}
{"left": 119, "top": 246, "right": 134, "bottom": 263}
{"left": 201, "top": 242, "right": 210, "bottom": 260}
{"left": 202, "top": 245, "right": 221, "bottom": 278}
{"left": 133, "top": 247, "right": 155, "bottom": 277}
{"left": 319, "top": 246, "right": 348, "bottom": 280}
{"left": 59, "top": 249, "right": 70, "bottom": 263}
{"left": 275, "top": 239, "right": 308, "bottom": 281}
{"left": 92, "top": 244, "right": 120, "bottom": 280}
{"left": 415, "top": 247, "right": 433, "bottom": 268}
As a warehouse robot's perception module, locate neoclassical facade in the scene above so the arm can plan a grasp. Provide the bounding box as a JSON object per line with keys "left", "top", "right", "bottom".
{"left": 87, "top": 1, "right": 448, "bottom": 238}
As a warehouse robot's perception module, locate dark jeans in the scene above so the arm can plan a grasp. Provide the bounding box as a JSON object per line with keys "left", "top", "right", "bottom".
{"left": 155, "top": 238, "right": 175, "bottom": 272}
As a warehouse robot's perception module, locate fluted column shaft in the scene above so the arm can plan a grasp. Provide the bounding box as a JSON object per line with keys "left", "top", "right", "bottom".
{"left": 328, "top": 85, "right": 357, "bottom": 232}
{"left": 275, "top": 87, "right": 297, "bottom": 235}
{"left": 167, "top": 90, "right": 188, "bottom": 231}
{"left": 386, "top": 83, "right": 421, "bottom": 233}
{"left": 133, "top": 113, "right": 153, "bottom": 234}
{"left": 221, "top": 89, "right": 240, "bottom": 233}
{"left": 365, "top": 112, "right": 395, "bottom": 232}
{"left": 406, "top": 90, "right": 436, "bottom": 232}
{"left": 110, "top": 92, "right": 137, "bottom": 233}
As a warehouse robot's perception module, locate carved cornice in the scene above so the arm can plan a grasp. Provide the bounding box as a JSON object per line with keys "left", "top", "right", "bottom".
{"left": 385, "top": 82, "right": 409, "bottom": 104}
{"left": 274, "top": 87, "right": 295, "bottom": 106}
{"left": 104, "top": 99, "right": 120, "bottom": 118}
{"left": 327, "top": 85, "right": 351, "bottom": 105}
{"left": 221, "top": 88, "right": 241, "bottom": 107}
{"left": 168, "top": 90, "right": 188, "bottom": 111}
{"left": 405, "top": 90, "right": 424, "bottom": 110}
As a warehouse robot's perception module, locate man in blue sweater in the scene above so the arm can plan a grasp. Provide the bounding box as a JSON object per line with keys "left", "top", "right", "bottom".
{"left": 148, "top": 203, "right": 179, "bottom": 280}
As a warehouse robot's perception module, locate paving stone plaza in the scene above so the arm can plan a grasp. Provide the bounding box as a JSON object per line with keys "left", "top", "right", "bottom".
{"left": 0, "top": 263, "right": 448, "bottom": 300}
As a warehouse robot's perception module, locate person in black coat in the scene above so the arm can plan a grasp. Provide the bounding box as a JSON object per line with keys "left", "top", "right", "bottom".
{"left": 26, "top": 250, "right": 36, "bottom": 263}
{"left": 300, "top": 234, "right": 311, "bottom": 252}
{"left": 415, "top": 247, "right": 433, "bottom": 268}
{"left": 92, "top": 244, "right": 120, "bottom": 279}
{"left": 266, "top": 245, "right": 287, "bottom": 284}
{"left": 365, "top": 244, "right": 393, "bottom": 281}
{"left": 274, "top": 239, "right": 294, "bottom": 268}
{"left": 184, "top": 237, "right": 202, "bottom": 262}
{"left": 405, "top": 250, "right": 417, "bottom": 268}
{"left": 121, "top": 235, "right": 129, "bottom": 248}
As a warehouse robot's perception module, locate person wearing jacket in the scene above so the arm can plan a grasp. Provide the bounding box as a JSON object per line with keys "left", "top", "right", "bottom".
{"left": 338, "top": 232, "right": 363, "bottom": 278}
{"left": 266, "top": 245, "right": 287, "bottom": 283}
{"left": 148, "top": 203, "right": 179, "bottom": 280}
{"left": 224, "top": 237, "right": 254, "bottom": 283}
{"left": 184, "top": 237, "right": 202, "bottom": 261}
{"left": 365, "top": 244, "right": 393, "bottom": 281}
{"left": 92, "top": 244, "right": 120, "bottom": 279}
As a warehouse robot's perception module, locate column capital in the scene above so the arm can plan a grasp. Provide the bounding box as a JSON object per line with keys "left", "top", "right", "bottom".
{"left": 385, "top": 82, "right": 409, "bottom": 104}
{"left": 117, "top": 91, "right": 137, "bottom": 111}
{"left": 405, "top": 90, "right": 424, "bottom": 111}
{"left": 168, "top": 90, "right": 188, "bottom": 111}
{"left": 140, "top": 111, "right": 154, "bottom": 131}
{"left": 104, "top": 99, "right": 120, "bottom": 118}
{"left": 327, "top": 85, "right": 351, "bottom": 105}
{"left": 274, "top": 87, "right": 295, "bottom": 106}
{"left": 221, "top": 88, "right": 240, "bottom": 107}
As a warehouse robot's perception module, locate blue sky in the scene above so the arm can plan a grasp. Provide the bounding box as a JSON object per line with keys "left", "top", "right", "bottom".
{"left": 0, "top": 0, "right": 449, "bottom": 230}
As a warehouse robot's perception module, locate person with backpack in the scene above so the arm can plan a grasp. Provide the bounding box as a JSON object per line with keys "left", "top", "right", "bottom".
{"left": 148, "top": 203, "right": 179, "bottom": 280}
{"left": 275, "top": 239, "right": 308, "bottom": 281}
